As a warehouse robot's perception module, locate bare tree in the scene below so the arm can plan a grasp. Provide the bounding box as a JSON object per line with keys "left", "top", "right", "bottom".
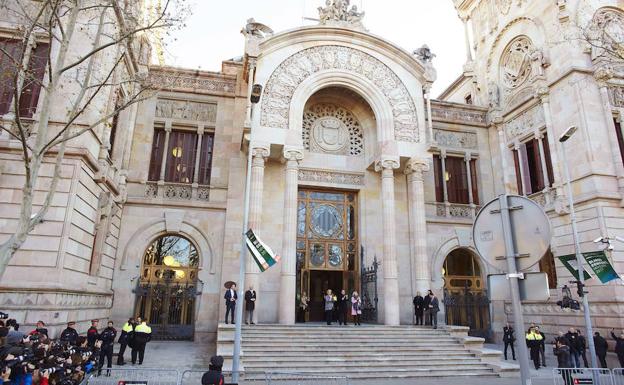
{"left": 0, "top": 0, "right": 187, "bottom": 279}
{"left": 575, "top": 5, "right": 624, "bottom": 65}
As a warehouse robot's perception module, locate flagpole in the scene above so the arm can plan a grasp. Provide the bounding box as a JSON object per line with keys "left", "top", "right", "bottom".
{"left": 232, "top": 110, "right": 254, "bottom": 384}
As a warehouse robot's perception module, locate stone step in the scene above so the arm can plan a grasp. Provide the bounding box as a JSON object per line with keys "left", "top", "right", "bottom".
{"left": 244, "top": 358, "right": 485, "bottom": 367}
{"left": 242, "top": 349, "right": 475, "bottom": 357}
{"left": 242, "top": 341, "right": 463, "bottom": 348}
{"left": 243, "top": 368, "right": 499, "bottom": 380}
{"left": 243, "top": 337, "right": 459, "bottom": 343}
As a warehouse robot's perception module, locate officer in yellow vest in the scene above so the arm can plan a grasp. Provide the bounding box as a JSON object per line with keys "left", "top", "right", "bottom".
{"left": 526, "top": 326, "right": 544, "bottom": 370}
{"left": 116, "top": 318, "right": 135, "bottom": 365}
{"left": 131, "top": 319, "right": 152, "bottom": 365}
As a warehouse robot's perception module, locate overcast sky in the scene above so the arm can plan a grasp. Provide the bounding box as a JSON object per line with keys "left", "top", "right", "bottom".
{"left": 165, "top": 1, "right": 465, "bottom": 96}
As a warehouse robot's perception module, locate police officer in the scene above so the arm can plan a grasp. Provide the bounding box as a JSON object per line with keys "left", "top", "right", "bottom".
{"left": 131, "top": 318, "right": 152, "bottom": 365}
{"left": 98, "top": 321, "right": 117, "bottom": 375}
{"left": 116, "top": 318, "right": 135, "bottom": 365}
{"left": 60, "top": 321, "right": 79, "bottom": 345}
{"left": 526, "top": 326, "right": 544, "bottom": 370}
{"left": 87, "top": 319, "right": 99, "bottom": 348}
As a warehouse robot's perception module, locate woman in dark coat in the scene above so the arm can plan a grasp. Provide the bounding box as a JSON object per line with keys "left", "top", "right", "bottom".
{"left": 337, "top": 290, "right": 349, "bottom": 326}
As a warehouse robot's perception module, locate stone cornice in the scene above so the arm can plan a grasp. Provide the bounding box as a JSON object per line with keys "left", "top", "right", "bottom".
{"left": 148, "top": 66, "right": 238, "bottom": 97}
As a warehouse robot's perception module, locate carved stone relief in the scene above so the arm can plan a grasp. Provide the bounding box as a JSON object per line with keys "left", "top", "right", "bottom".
{"left": 155, "top": 99, "right": 217, "bottom": 122}
{"left": 298, "top": 168, "right": 364, "bottom": 186}
{"left": 589, "top": 8, "right": 624, "bottom": 61}
{"left": 498, "top": 0, "right": 512, "bottom": 15}
{"left": 430, "top": 107, "right": 487, "bottom": 125}
{"left": 609, "top": 86, "right": 624, "bottom": 107}
{"left": 433, "top": 129, "right": 478, "bottom": 150}
{"left": 303, "top": 104, "right": 364, "bottom": 156}
{"left": 503, "top": 105, "right": 545, "bottom": 142}
{"left": 149, "top": 71, "right": 235, "bottom": 94}
{"left": 261, "top": 45, "right": 420, "bottom": 142}
{"left": 500, "top": 36, "right": 533, "bottom": 90}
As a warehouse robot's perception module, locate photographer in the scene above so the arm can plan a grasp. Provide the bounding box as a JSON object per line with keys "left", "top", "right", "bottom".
{"left": 29, "top": 322, "right": 48, "bottom": 339}
{"left": 60, "top": 323, "right": 78, "bottom": 346}
{"left": 5, "top": 322, "right": 24, "bottom": 346}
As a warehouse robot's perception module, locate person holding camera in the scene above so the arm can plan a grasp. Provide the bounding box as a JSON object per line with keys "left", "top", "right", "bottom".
{"left": 611, "top": 328, "right": 624, "bottom": 368}
{"left": 5, "top": 321, "right": 24, "bottom": 346}
{"left": 97, "top": 321, "right": 117, "bottom": 376}
{"left": 502, "top": 323, "right": 516, "bottom": 360}
{"left": 553, "top": 338, "right": 573, "bottom": 385}
{"left": 29, "top": 322, "right": 48, "bottom": 339}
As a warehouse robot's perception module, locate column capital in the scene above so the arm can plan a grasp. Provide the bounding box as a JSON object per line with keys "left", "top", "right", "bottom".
{"left": 164, "top": 121, "right": 173, "bottom": 132}
{"left": 464, "top": 152, "right": 473, "bottom": 162}
{"left": 197, "top": 125, "right": 205, "bottom": 135}
{"left": 374, "top": 158, "right": 400, "bottom": 173}
{"left": 404, "top": 158, "right": 430, "bottom": 179}
{"left": 283, "top": 148, "right": 304, "bottom": 164}
{"left": 593, "top": 64, "right": 614, "bottom": 86}
{"left": 247, "top": 56, "right": 258, "bottom": 69}
{"left": 251, "top": 146, "right": 270, "bottom": 159}
{"left": 440, "top": 148, "right": 448, "bottom": 158}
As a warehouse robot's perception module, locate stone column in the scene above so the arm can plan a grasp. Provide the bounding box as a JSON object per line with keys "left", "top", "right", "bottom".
{"left": 424, "top": 85, "right": 435, "bottom": 143}
{"left": 245, "top": 146, "right": 269, "bottom": 323}
{"left": 193, "top": 125, "right": 205, "bottom": 184}
{"left": 493, "top": 117, "right": 511, "bottom": 194}
{"left": 279, "top": 149, "right": 303, "bottom": 325}
{"left": 514, "top": 141, "right": 529, "bottom": 196}
{"left": 158, "top": 122, "right": 172, "bottom": 182}
{"left": 535, "top": 131, "right": 551, "bottom": 189}
{"left": 462, "top": 17, "right": 473, "bottom": 62}
{"left": 375, "top": 159, "right": 400, "bottom": 326}
{"left": 405, "top": 158, "right": 431, "bottom": 297}
{"left": 464, "top": 152, "right": 474, "bottom": 205}
{"left": 538, "top": 91, "right": 566, "bottom": 205}
{"left": 440, "top": 150, "right": 449, "bottom": 203}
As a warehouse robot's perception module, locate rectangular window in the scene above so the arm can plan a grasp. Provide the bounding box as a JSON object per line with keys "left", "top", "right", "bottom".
{"left": 615, "top": 118, "right": 624, "bottom": 165}
{"left": 433, "top": 155, "right": 444, "bottom": 202}
{"left": 148, "top": 129, "right": 166, "bottom": 181}
{"left": 0, "top": 39, "right": 49, "bottom": 117}
{"left": 513, "top": 135, "right": 554, "bottom": 195}
{"left": 165, "top": 130, "right": 198, "bottom": 183}
{"left": 197, "top": 134, "right": 214, "bottom": 185}
{"left": 446, "top": 156, "right": 469, "bottom": 204}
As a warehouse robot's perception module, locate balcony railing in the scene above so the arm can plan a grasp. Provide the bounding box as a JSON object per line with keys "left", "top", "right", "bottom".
{"left": 429, "top": 202, "right": 479, "bottom": 220}
{"left": 145, "top": 182, "right": 212, "bottom": 201}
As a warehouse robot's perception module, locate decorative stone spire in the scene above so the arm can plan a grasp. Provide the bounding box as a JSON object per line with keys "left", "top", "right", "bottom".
{"left": 318, "top": 0, "right": 366, "bottom": 30}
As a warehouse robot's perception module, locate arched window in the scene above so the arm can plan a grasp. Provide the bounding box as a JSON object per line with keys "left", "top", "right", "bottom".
{"left": 443, "top": 248, "right": 483, "bottom": 293}
{"left": 141, "top": 234, "right": 199, "bottom": 284}
{"left": 539, "top": 248, "right": 557, "bottom": 289}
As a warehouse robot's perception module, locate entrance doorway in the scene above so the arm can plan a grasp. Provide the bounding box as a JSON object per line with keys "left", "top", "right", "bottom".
{"left": 296, "top": 189, "right": 359, "bottom": 322}
{"left": 442, "top": 248, "right": 491, "bottom": 339}
{"left": 135, "top": 234, "right": 199, "bottom": 340}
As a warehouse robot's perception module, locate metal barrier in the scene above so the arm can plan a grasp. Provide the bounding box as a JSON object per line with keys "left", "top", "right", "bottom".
{"left": 614, "top": 369, "right": 624, "bottom": 385}
{"left": 84, "top": 368, "right": 181, "bottom": 385}
{"left": 264, "top": 372, "right": 349, "bottom": 385}
{"left": 552, "top": 368, "right": 614, "bottom": 385}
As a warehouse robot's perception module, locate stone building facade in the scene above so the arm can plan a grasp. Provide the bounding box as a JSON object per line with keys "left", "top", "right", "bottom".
{"left": 1, "top": 0, "right": 623, "bottom": 343}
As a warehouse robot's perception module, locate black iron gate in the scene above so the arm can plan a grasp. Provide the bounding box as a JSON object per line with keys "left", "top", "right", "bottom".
{"left": 135, "top": 270, "right": 199, "bottom": 340}
{"left": 443, "top": 286, "right": 492, "bottom": 340}
{"left": 360, "top": 250, "right": 378, "bottom": 323}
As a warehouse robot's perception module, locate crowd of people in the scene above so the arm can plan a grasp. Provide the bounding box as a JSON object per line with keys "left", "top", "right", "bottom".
{"left": 499, "top": 322, "right": 624, "bottom": 371}
{"left": 0, "top": 315, "right": 153, "bottom": 385}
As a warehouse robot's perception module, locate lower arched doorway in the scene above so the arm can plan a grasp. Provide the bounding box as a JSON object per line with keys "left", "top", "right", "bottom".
{"left": 135, "top": 234, "right": 199, "bottom": 340}
{"left": 442, "top": 248, "right": 491, "bottom": 339}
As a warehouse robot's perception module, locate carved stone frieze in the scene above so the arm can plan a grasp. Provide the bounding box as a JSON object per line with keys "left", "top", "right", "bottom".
{"left": 155, "top": 99, "right": 217, "bottom": 122}
{"left": 298, "top": 168, "right": 364, "bottom": 186}
{"left": 430, "top": 107, "right": 487, "bottom": 125}
{"left": 318, "top": 0, "right": 365, "bottom": 30}
{"left": 433, "top": 129, "right": 478, "bottom": 150}
{"left": 261, "top": 45, "right": 420, "bottom": 142}
{"left": 303, "top": 104, "right": 364, "bottom": 156}
{"left": 0, "top": 290, "right": 113, "bottom": 309}
{"left": 609, "top": 86, "right": 624, "bottom": 107}
{"left": 149, "top": 71, "right": 236, "bottom": 95}
{"left": 503, "top": 105, "right": 545, "bottom": 142}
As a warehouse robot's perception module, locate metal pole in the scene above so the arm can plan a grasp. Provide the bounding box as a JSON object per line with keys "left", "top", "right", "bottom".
{"left": 498, "top": 195, "right": 532, "bottom": 385}
{"left": 231, "top": 122, "right": 254, "bottom": 383}
{"left": 560, "top": 142, "right": 599, "bottom": 369}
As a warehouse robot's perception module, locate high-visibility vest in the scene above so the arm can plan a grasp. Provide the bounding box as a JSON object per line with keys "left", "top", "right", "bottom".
{"left": 122, "top": 323, "right": 133, "bottom": 333}
{"left": 526, "top": 332, "right": 543, "bottom": 341}
{"left": 135, "top": 323, "right": 152, "bottom": 334}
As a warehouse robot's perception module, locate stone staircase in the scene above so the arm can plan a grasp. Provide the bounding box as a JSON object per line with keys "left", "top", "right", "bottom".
{"left": 217, "top": 324, "right": 519, "bottom": 380}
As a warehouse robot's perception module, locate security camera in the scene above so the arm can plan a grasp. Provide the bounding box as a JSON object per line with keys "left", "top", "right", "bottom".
{"left": 593, "top": 237, "right": 604, "bottom": 243}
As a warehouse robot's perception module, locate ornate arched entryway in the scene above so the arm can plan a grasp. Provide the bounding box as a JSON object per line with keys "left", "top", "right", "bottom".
{"left": 135, "top": 234, "right": 199, "bottom": 340}
{"left": 442, "top": 248, "right": 491, "bottom": 339}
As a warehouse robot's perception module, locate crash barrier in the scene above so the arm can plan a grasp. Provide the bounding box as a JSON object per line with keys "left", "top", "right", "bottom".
{"left": 84, "top": 368, "right": 349, "bottom": 385}
{"left": 84, "top": 368, "right": 181, "bottom": 385}
{"left": 264, "top": 372, "right": 349, "bottom": 385}
{"left": 614, "top": 369, "right": 624, "bottom": 385}
{"left": 552, "top": 368, "right": 614, "bottom": 385}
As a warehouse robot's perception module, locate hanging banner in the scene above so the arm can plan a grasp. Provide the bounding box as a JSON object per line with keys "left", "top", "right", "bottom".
{"left": 245, "top": 229, "right": 280, "bottom": 272}
{"left": 558, "top": 254, "right": 592, "bottom": 281}
{"left": 583, "top": 251, "right": 620, "bottom": 284}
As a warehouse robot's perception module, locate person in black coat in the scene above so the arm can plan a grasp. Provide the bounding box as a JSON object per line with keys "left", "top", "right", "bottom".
{"left": 201, "top": 356, "right": 225, "bottom": 385}
{"left": 244, "top": 286, "right": 256, "bottom": 325}
{"left": 413, "top": 292, "right": 424, "bottom": 326}
{"left": 423, "top": 290, "right": 432, "bottom": 326}
{"left": 594, "top": 332, "right": 608, "bottom": 368}
{"left": 535, "top": 326, "right": 547, "bottom": 367}
{"left": 565, "top": 328, "right": 581, "bottom": 368}
{"left": 553, "top": 340, "right": 573, "bottom": 385}
{"left": 503, "top": 323, "right": 516, "bottom": 360}
{"left": 611, "top": 328, "right": 624, "bottom": 368}
{"left": 224, "top": 284, "right": 238, "bottom": 324}
{"left": 576, "top": 329, "right": 588, "bottom": 368}
{"left": 98, "top": 321, "right": 117, "bottom": 375}
{"left": 60, "top": 322, "right": 79, "bottom": 345}
{"left": 86, "top": 319, "right": 99, "bottom": 348}
{"left": 337, "top": 290, "right": 349, "bottom": 326}
{"left": 117, "top": 318, "right": 135, "bottom": 365}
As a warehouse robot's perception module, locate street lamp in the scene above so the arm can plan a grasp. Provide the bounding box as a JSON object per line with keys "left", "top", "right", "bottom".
{"left": 559, "top": 125, "right": 599, "bottom": 369}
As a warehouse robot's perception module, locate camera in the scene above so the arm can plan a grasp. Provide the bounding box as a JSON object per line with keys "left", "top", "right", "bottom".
{"left": 0, "top": 312, "right": 8, "bottom": 320}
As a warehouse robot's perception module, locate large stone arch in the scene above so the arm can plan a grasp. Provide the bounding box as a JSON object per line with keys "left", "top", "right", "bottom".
{"left": 260, "top": 45, "right": 419, "bottom": 143}
{"left": 120, "top": 216, "right": 215, "bottom": 276}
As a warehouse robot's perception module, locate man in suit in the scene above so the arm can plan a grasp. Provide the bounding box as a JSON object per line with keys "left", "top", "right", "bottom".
{"left": 224, "top": 283, "right": 238, "bottom": 324}
{"left": 244, "top": 285, "right": 256, "bottom": 325}
{"left": 413, "top": 292, "right": 424, "bottom": 325}
{"left": 503, "top": 323, "right": 516, "bottom": 360}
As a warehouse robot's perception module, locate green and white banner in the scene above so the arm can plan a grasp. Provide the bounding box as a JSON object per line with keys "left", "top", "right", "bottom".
{"left": 246, "top": 229, "right": 280, "bottom": 272}
{"left": 558, "top": 254, "right": 592, "bottom": 281}
{"left": 583, "top": 251, "right": 620, "bottom": 284}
